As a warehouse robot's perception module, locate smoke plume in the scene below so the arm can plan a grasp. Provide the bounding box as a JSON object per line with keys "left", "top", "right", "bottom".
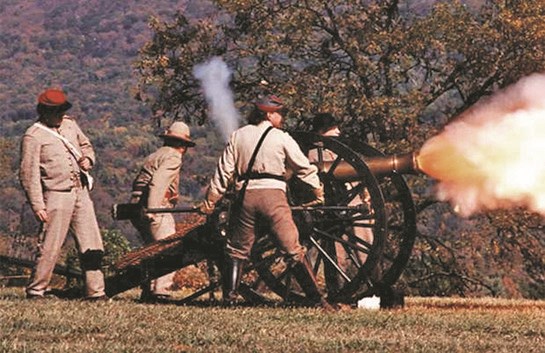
{"left": 418, "top": 73, "right": 545, "bottom": 217}
{"left": 193, "top": 57, "right": 240, "bottom": 141}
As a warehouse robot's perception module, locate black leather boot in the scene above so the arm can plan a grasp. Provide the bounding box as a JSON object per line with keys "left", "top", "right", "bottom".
{"left": 139, "top": 283, "right": 152, "bottom": 303}
{"left": 222, "top": 257, "right": 244, "bottom": 306}
{"left": 291, "top": 256, "right": 337, "bottom": 311}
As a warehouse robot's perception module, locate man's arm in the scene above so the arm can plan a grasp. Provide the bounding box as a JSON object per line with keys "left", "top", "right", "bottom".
{"left": 72, "top": 119, "right": 96, "bottom": 168}
{"left": 199, "top": 134, "right": 237, "bottom": 214}
{"left": 209, "top": 134, "right": 237, "bottom": 197}
{"left": 284, "top": 133, "right": 321, "bottom": 189}
{"left": 19, "top": 134, "right": 46, "bottom": 216}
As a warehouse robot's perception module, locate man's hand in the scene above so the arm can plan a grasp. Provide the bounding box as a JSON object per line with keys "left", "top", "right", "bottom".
{"left": 301, "top": 184, "right": 325, "bottom": 207}
{"left": 35, "top": 209, "right": 48, "bottom": 223}
{"left": 78, "top": 157, "right": 92, "bottom": 171}
{"left": 197, "top": 200, "right": 216, "bottom": 215}
{"left": 197, "top": 189, "right": 223, "bottom": 215}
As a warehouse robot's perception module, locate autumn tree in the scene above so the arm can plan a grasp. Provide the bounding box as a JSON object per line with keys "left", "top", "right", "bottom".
{"left": 135, "top": 0, "right": 545, "bottom": 297}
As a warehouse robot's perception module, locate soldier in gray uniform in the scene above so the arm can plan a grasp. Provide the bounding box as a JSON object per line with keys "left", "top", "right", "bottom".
{"left": 200, "top": 95, "right": 334, "bottom": 310}
{"left": 20, "top": 88, "right": 107, "bottom": 300}
{"left": 130, "top": 121, "right": 195, "bottom": 302}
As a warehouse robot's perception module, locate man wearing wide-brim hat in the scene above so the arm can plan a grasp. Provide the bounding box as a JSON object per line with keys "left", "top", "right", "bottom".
{"left": 129, "top": 121, "right": 195, "bottom": 303}
{"left": 20, "top": 88, "right": 107, "bottom": 300}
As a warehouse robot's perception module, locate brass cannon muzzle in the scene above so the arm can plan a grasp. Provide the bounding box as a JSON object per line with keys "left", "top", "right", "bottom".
{"left": 317, "top": 152, "right": 421, "bottom": 182}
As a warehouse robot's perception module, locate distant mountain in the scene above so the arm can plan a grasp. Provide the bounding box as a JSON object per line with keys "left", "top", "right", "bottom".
{"left": 0, "top": 0, "right": 485, "bottom": 131}
{"left": 402, "top": 0, "right": 484, "bottom": 14}
{"left": 0, "top": 0, "right": 190, "bottom": 129}
{"left": 0, "top": 0, "right": 486, "bottom": 239}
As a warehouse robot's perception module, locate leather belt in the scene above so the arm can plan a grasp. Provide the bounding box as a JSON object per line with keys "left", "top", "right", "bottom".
{"left": 240, "top": 172, "right": 284, "bottom": 181}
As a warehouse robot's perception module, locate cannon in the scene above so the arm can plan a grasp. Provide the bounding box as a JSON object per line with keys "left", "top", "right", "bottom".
{"left": 105, "top": 132, "right": 420, "bottom": 306}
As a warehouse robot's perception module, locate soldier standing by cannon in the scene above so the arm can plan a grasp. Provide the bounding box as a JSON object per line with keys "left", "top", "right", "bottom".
{"left": 199, "top": 95, "right": 335, "bottom": 310}
{"left": 19, "top": 88, "right": 107, "bottom": 301}
{"left": 129, "top": 121, "right": 196, "bottom": 303}
{"left": 308, "top": 113, "right": 375, "bottom": 268}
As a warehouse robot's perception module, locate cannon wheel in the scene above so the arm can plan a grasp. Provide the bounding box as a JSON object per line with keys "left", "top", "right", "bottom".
{"left": 343, "top": 139, "right": 417, "bottom": 292}
{"left": 107, "top": 134, "right": 416, "bottom": 306}
{"left": 250, "top": 132, "right": 389, "bottom": 304}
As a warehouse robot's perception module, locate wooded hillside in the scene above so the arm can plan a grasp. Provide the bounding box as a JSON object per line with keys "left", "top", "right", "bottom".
{"left": 2, "top": 0, "right": 545, "bottom": 299}
{"left": 0, "top": 0, "right": 223, "bottom": 243}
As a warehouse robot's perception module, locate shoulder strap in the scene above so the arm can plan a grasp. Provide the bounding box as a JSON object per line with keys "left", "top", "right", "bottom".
{"left": 242, "top": 126, "right": 274, "bottom": 181}
{"left": 33, "top": 122, "right": 83, "bottom": 160}
{"left": 238, "top": 125, "right": 274, "bottom": 197}
{"left": 33, "top": 122, "right": 95, "bottom": 190}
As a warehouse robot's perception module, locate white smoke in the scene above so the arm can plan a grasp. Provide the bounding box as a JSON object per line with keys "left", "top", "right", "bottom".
{"left": 421, "top": 73, "right": 545, "bottom": 216}
{"left": 193, "top": 57, "right": 240, "bottom": 141}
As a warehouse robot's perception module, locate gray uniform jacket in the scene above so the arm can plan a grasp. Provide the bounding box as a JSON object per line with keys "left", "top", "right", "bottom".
{"left": 131, "top": 146, "right": 182, "bottom": 209}
{"left": 19, "top": 117, "right": 96, "bottom": 214}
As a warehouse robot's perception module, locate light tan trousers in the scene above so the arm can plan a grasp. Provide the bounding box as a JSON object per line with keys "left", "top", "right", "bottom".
{"left": 336, "top": 193, "right": 374, "bottom": 269}
{"left": 131, "top": 213, "right": 176, "bottom": 295}
{"left": 26, "top": 188, "right": 105, "bottom": 298}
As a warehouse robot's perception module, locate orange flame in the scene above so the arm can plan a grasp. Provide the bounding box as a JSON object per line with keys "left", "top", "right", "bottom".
{"left": 416, "top": 73, "right": 545, "bottom": 217}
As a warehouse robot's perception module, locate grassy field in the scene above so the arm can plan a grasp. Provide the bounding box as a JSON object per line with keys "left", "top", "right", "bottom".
{"left": 1, "top": 287, "right": 545, "bottom": 353}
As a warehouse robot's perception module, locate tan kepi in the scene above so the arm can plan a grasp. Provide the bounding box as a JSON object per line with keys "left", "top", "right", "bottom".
{"left": 159, "top": 121, "right": 195, "bottom": 147}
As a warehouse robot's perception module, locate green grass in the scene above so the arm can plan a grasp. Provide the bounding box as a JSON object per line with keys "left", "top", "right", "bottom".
{"left": 1, "top": 288, "right": 545, "bottom": 353}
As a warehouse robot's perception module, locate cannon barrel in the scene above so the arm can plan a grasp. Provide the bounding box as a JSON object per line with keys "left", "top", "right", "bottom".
{"left": 318, "top": 152, "right": 421, "bottom": 182}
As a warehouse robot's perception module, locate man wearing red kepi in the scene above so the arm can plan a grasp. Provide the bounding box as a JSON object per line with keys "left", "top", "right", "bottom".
{"left": 200, "top": 95, "right": 334, "bottom": 310}
{"left": 19, "top": 88, "right": 107, "bottom": 301}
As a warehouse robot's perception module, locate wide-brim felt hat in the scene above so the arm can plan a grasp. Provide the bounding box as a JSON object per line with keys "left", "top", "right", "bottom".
{"left": 38, "top": 88, "right": 72, "bottom": 111}
{"left": 255, "top": 95, "right": 285, "bottom": 113}
{"left": 159, "top": 121, "right": 196, "bottom": 147}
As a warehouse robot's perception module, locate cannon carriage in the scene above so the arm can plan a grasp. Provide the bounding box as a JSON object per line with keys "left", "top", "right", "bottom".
{"left": 106, "top": 132, "right": 419, "bottom": 306}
